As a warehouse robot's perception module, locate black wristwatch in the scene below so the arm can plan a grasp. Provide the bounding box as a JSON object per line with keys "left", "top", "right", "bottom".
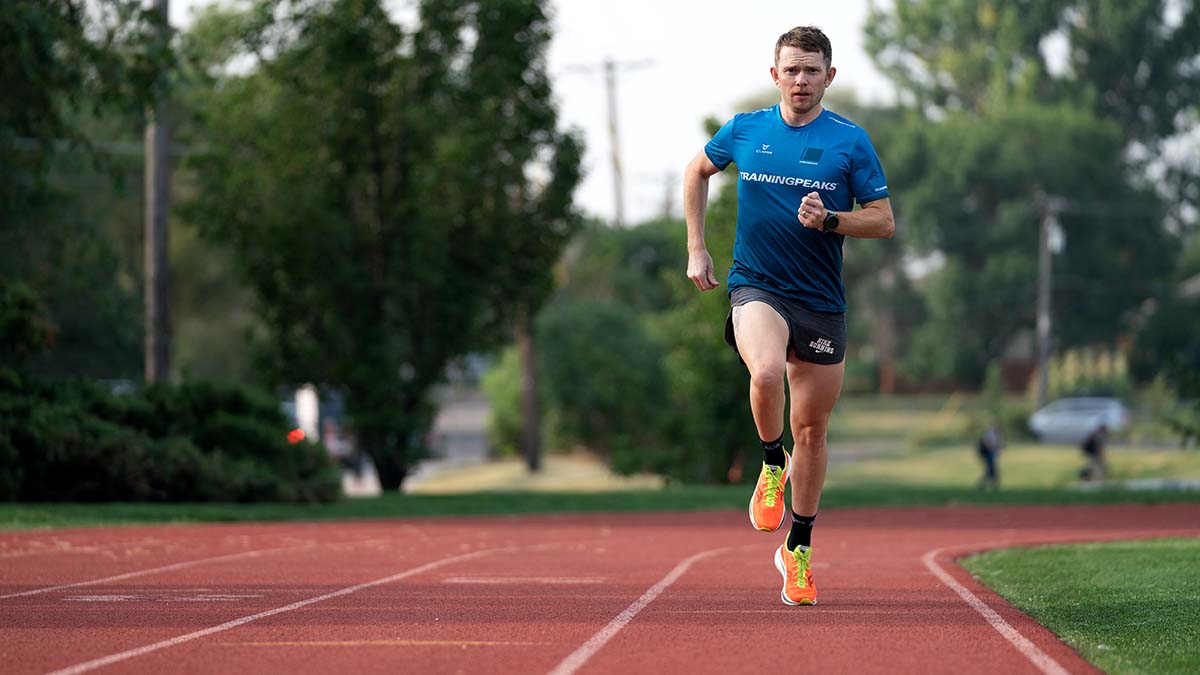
{"left": 822, "top": 211, "right": 840, "bottom": 232}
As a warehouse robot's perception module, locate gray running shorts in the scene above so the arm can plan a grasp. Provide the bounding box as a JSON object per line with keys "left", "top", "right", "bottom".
{"left": 724, "top": 286, "right": 847, "bottom": 365}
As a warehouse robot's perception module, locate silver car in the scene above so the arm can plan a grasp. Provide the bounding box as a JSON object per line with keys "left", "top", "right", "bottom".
{"left": 1028, "top": 397, "right": 1130, "bottom": 443}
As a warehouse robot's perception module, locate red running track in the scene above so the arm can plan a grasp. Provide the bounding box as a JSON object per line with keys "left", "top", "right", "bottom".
{"left": 1, "top": 504, "right": 1197, "bottom": 675}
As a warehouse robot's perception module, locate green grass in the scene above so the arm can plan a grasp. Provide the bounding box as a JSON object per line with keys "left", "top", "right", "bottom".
{"left": 828, "top": 392, "right": 1041, "bottom": 446}
{"left": 2, "top": 483, "right": 1198, "bottom": 530}
{"left": 962, "top": 538, "right": 1200, "bottom": 674}
{"left": 830, "top": 393, "right": 963, "bottom": 442}
{"left": 828, "top": 441, "right": 1200, "bottom": 488}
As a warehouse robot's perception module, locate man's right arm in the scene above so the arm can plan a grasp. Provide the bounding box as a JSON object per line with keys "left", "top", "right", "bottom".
{"left": 684, "top": 150, "right": 723, "bottom": 291}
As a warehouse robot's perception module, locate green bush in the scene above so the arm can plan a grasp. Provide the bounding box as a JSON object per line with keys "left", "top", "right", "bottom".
{"left": 654, "top": 285, "right": 757, "bottom": 484}
{"left": 480, "top": 347, "right": 524, "bottom": 458}
{"left": 1120, "top": 376, "right": 1184, "bottom": 446}
{"left": 535, "top": 300, "right": 668, "bottom": 471}
{"left": 0, "top": 281, "right": 54, "bottom": 369}
{"left": 0, "top": 373, "right": 340, "bottom": 502}
{"left": 1163, "top": 361, "right": 1200, "bottom": 448}
{"left": 1130, "top": 295, "right": 1200, "bottom": 385}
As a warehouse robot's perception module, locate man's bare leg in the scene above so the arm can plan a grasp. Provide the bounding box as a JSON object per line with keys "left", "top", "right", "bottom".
{"left": 732, "top": 302, "right": 789, "bottom": 442}
{"left": 773, "top": 357, "right": 844, "bottom": 605}
{"left": 785, "top": 358, "right": 844, "bottom": 517}
{"left": 734, "top": 301, "right": 793, "bottom": 532}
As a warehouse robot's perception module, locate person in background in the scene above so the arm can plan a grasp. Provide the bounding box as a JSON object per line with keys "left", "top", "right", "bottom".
{"left": 1080, "top": 424, "right": 1108, "bottom": 482}
{"left": 977, "top": 424, "right": 1002, "bottom": 490}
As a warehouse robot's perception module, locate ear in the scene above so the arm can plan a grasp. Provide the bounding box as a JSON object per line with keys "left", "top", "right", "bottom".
{"left": 826, "top": 65, "right": 837, "bottom": 86}
{"left": 770, "top": 65, "right": 780, "bottom": 86}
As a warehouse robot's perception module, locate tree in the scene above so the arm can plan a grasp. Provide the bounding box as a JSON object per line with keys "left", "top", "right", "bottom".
{"left": 556, "top": 218, "right": 689, "bottom": 314}
{"left": 0, "top": 282, "right": 54, "bottom": 372}
{"left": 814, "top": 91, "right": 924, "bottom": 393}
{"left": 864, "top": 0, "right": 1187, "bottom": 385}
{"left": 0, "top": 1, "right": 170, "bottom": 379}
{"left": 650, "top": 126, "right": 758, "bottom": 482}
{"left": 1163, "top": 359, "right": 1200, "bottom": 447}
{"left": 1, "top": 0, "right": 166, "bottom": 197}
{"left": 866, "top": 0, "right": 1199, "bottom": 231}
{"left": 1128, "top": 236, "right": 1200, "bottom": 388}
{"left": 486, "top": 217, "right": 684, "bottom": 466}
{"left": 182, "top": 0, "right": 582, "bottom": 490}
{"left": 895, "top": 102, "right": 1174, "bottom": 383}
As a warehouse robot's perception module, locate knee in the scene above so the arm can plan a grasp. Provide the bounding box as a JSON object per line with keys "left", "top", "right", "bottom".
{"left": 748, "top": 364, "right": 785, "bottom": 393}
{"left": 791, "top": 421, "right": 828, "bottom": 450}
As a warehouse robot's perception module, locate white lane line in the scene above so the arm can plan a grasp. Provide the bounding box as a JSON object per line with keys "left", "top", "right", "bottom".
{"left": 547, "top": 547, "right": 731, "bottom": 675}
{"left": 224, "top": 639, "right": 551, "bottom": 647}
{"left": 43, "top": 548, "right": 503, "bottom": 675}
{"left": 922, "top": 547, "right": 1072, "bottom": 675}
{"left": 664, "top": 608, "right": 869, "bottom": 614}
{"left": 64, "top": 593, "right": 263, "bottom": 603}
{"left": 443, "top": 577, "right": 605, "bottom": 585}
{"left": 0, "top": 547, "right": 301, "bottom": 600}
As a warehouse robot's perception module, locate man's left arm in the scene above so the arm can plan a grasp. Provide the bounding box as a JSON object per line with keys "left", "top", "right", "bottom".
{"left": 798, "top": 193, "right": 894, "bottom": 239}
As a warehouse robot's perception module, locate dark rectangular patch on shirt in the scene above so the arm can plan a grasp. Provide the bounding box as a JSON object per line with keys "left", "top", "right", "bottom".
{"left": 800, "top": 147, "right": 824, "bottom": 164}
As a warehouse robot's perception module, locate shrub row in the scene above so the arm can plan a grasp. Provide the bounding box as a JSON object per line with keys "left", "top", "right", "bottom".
{"left": 0, "top": 371, "right": 341, "bottom": 502}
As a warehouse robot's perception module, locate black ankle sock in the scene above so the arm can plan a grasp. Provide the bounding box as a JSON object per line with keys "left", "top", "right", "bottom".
{"left": 787, "top": 512, "right": 816, "bottom": 551}
{"left": 761, "top": 434, "right": 786, "bottom": 468}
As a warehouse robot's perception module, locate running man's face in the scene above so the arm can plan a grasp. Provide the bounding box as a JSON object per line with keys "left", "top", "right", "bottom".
{"left": 771, "top": 46, "right": 836, "bottom": 117}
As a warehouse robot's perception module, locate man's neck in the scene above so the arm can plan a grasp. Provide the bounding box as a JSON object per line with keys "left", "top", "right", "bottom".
{"left": 779, "top": 103, "right": 823, "bottom": 127}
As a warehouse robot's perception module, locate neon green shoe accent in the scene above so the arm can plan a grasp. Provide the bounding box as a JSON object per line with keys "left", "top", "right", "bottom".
{"left": 790, "top": 546, "right": 812, "bottom": 589}
{"left": 762, "top": 464, "right": 786, "bottom": 507}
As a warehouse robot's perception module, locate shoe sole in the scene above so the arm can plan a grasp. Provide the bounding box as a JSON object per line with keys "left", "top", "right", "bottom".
{"left": 748, "top": 455, "right": 791, "bottom": 532}
{"left": 774, "top": 546, "right": 816, "bottom": 606}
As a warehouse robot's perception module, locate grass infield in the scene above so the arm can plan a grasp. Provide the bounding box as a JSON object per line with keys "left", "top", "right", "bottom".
{"left": 2, "top": 483, "right": 1199, "bottom": 530}
{"left": 962, "top": 538, "right": 1200, "bottom": 675}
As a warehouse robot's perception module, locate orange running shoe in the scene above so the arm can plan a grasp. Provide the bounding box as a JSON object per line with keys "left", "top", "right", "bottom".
{"left": 748, "top": 453, "right": 790, "bottom": 532}
{"left": 774, "top": 543, "right": 818, "bottom": 606}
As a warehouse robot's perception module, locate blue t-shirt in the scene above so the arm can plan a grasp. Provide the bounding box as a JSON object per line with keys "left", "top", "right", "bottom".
{"left": 705, "top": 105, "right": 889, "bottom": 313}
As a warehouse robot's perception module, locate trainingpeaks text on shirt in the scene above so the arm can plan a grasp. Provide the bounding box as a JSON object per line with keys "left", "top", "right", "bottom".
{"left": 739, "top": 172, "right": 839, "bottom": 191}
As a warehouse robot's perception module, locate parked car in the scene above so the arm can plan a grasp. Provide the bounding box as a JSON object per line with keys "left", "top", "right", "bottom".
{"left": 1028, "top": 397, "right": 1130, "bottom": 443}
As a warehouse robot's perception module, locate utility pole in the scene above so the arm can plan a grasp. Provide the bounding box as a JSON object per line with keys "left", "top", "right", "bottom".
{"left": 603, "top": 60, "right": 626, "bottom": 227}
{"left": 144, "top": 0, "right": 171, "bottom": 382}
{"left": 1035, "top": 196, "right": 1066, "bottom": 408}
{"left": 564, "top": 58, "right": 652, "bottom": 227}
{"left": 660, "top": 170, "right": 677, "bottom": 220}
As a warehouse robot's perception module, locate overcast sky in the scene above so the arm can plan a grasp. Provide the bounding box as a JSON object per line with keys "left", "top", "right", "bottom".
{"left": 172, "top": 0, "right": 895, "bottom": 225}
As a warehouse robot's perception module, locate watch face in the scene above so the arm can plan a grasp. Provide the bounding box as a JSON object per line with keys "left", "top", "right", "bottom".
{"left": 824, "top": 213, "right": 839, "bottom": 231}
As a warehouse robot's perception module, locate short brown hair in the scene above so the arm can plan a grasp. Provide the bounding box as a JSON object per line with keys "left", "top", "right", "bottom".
{"left": 775, "top": 26, "right": 832, "bottom": 69}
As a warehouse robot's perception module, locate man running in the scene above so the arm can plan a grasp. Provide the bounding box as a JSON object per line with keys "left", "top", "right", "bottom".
{"left": 683, "top": 25, "right": 894, "bottom": 606}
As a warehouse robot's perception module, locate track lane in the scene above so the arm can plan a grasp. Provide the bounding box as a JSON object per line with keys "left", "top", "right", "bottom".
{"left": 567, "top": 506, "right": 1198, "bottom": 675}
{"left": 104, "top": 522, "right": 758, "bottom": 675}
{"left": 0, "top": 505, "right": 1195, "bottom": 675}
{"left": 3, "top": 522, "right": 522, "bottom": 674}
{"left": 0, "top": 524, "right": 351, "bottom": 592}
{"left": 43, "top": 548, "right": 506, "bottom": 675}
